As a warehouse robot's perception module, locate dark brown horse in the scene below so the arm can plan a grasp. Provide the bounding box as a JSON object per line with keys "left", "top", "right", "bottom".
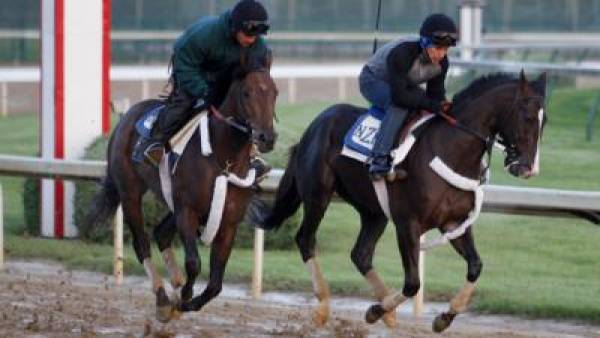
{"left": 87, "top": 55, "right": 278, "bottom": 322}
{"left": 251, "top": 72, "right": 546, "bottom": 332}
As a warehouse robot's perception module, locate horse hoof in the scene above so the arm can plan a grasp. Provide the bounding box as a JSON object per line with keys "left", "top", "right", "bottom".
{"left": 312, "top": 306, "right": 329, "bottom": 327}
{"left": 432, "top": 313, "right": 454, "bottom": 333}
{"left": 170, "top": 307, "right": 183, "bottom": 321}
{"left": 177, "top": 300, "right": 193, "bottom": 313}
{"left": 156, "top": 304, "right": 175, "bottom": 324}
{"left": 365, "top": 304, "right": 385, "bottom": 324}
{"left": 181, "top": 285, "right": 193, "bottom": 302}
{"left": 382, "top": 310, "right": 398, "bottom": 328}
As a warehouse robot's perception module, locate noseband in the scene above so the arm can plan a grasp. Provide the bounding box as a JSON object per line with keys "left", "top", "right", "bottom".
{"left": 210, "top": 68, "right": 274, "bottom": 138}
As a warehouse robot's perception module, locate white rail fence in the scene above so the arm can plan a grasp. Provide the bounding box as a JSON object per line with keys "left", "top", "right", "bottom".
{"left": 2, "top": 59, "right": 600, "bottom": 116}
{"left": 0, "top": 155, "right": 599, "bottom": 315}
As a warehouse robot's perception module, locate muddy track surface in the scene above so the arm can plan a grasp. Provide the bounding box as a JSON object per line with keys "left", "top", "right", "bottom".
{"left": 0, "top": 260, "right": 598, "bottom": 338}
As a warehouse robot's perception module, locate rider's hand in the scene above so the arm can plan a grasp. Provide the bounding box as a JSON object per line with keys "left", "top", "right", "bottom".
{"left": 193, "top": 97, "right": 206, "bottom": 109}
{"left": 440, "top": 101, "right": 452, "bottom": 114}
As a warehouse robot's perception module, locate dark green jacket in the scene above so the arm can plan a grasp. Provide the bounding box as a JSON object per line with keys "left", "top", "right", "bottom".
{"left": 172, "top": 10, "right": 268, "bottom": 98}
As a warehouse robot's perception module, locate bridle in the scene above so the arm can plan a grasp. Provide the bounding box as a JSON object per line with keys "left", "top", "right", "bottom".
{"left": 437, "top": 91, "right": 544, "bottom": 178}
{"left": 209, "top": 68, "right": 273, "bottom": 137}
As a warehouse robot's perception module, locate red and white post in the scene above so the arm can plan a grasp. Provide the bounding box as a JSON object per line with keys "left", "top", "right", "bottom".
{"left": 40, "top": 0, "right": 111, "bottom": 238}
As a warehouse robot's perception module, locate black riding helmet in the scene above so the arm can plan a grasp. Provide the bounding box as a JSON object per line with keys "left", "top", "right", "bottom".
{"left": 231, "top": 0, "right": 270, "bottom": 36}
{"left": 420, "top": 13, "right": 458, "bottom": 47}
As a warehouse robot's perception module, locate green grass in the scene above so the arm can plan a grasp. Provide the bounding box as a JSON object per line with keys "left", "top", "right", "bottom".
{"left": 1, "top": 87, "right": 600, "bottom": 323}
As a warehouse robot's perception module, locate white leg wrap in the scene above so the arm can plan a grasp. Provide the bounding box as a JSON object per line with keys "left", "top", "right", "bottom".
{"left": 449, "top": 281, "right": 477, "bottom": 314}
{"left": 366, "top": 270, "right": 390, "bottom": 300}
{"left": 143, "top": 258, "right": 164, "bottom": 293}
{"left": 161, "top": 248, "right": 184, "bottom": 288}
{"left": 306, "top": 258, "right": 330, "bottom": 302}
{"left": 381, "top": 291, "right": 407, "bottom": 312}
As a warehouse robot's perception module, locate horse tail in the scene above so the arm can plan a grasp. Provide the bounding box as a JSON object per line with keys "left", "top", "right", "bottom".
{"left": 85, "top": 132, "right": 121, "bottom": 229}
{"left": 247, "top": 144, "right": 302, "bottom": 231}
{"left": 85, "top": 172, "right": 121, "bottom": 229}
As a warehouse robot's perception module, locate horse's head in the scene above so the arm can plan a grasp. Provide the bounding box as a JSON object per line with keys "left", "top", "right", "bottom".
{"left": 226, "top": 49, "right": 278, "bottom": 153}
{"left": 498, "top": 71, "right": 547, "bottom": 179}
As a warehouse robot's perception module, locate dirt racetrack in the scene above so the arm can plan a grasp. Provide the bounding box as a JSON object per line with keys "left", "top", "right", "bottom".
{"left": 0, "top": 260, "right": 598, "bottom": 338}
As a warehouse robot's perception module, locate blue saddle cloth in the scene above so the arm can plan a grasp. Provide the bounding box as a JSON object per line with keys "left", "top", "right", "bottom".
{"left": 343, "top": 106, "right": 385, "bottom": 157}
{"left": 135, "top": 104, "right": 164, "bottom": 138}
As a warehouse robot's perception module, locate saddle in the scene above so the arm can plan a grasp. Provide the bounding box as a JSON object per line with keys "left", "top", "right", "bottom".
{"left": 135, "top": 104, "right": 209, "bottom": 174}
{"left": 341, "top": 107, "right": 434, "bottom": 164}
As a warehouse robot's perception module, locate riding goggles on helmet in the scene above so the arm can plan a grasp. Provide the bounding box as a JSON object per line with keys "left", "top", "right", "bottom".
{"left": 240, "top": 20, "right": 270, "bottom": 36}
{"left": 431, "top": 31, "right": 458, "bottom": 46}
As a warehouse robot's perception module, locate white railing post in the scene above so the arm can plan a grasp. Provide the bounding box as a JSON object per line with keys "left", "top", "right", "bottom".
{"left": 251, "top": 227, "right": 264, "bottom": 299}
{"left": 141, "top": 80, "right": 150, "bottom": 100}
{"left": 113, "top": 205, "right": 124, "bottom": 285}
{"left": 287, "top": 78, "right": 297, "bottom": 104}
{"left": 337, "top": 77, "right": 347, "bottom": 101}
{"left": 413, "top": 235, "right": 425, "bottom": 316}
{"left": 1, "top": 82, "right": 7, "bottom": 117}
{"left": 0, "top": 183, "right": 3, "bottom": 270}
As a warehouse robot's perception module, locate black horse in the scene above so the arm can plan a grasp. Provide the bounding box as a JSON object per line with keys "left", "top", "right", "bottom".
{"left": 252, "top": 71, "right": 546, "bottom": 332}
{"left": 87, "top": 54, "right": 278, "bottom": 322}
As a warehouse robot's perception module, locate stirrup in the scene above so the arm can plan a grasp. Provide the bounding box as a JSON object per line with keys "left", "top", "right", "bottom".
{"left": 385, "top": 167, "right": 408, "bottom": 182}
{"left": 369, "top": 157, "right": 391, "bottom": 181}
{"left": 143, "top": 143, "right": 165, "bottom": 168}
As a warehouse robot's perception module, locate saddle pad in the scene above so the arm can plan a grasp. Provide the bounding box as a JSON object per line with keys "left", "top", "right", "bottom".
{"left": 135, "top": 104, "right": 164, "bottom": 138}
{"left": 342, "top": 106, "right": 385, "bottom": 157}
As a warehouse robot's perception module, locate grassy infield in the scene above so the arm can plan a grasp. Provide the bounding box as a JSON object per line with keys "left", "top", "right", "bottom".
{"left": 1, "top": 88, "right": 599, "bottom": 323}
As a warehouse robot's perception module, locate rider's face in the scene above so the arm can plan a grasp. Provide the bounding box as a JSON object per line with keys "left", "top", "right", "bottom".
{"left": 236, "top": 31, "right": 257, "bottom": 47}
{"left": 426, "top": 45, "right": 450, "bottom": 64}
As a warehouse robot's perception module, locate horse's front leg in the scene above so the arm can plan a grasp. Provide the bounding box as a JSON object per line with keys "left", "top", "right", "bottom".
{"left": 180, "top": 219, "right": 237, "bottom": 312}
{"left": 175, "top": 207, "right": 201, "bottom": 306}
{"left": 153, "top": 213, "right": 186, "bottom": 303}
{"left": 433, "top": 227, "right": 482, "bottom": 333}
{"left": 366, "top": 219, "right": 421, "bottom": 324}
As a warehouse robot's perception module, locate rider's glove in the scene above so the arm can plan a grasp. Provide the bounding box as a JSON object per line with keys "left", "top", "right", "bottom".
{"left": 440, "top": 101, "right": 452, "bottom": 114}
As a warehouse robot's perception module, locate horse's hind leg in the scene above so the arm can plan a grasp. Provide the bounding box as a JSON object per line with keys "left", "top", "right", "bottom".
{"left": 366, "top": 218, "right": 422, "bottom": 324}
{"left": 432, "top": 227, "right": 482, "bottom": 333}
{"left": 120, "top": 192, "right": 175, "bottom": 323}
{"left": 351, "top": 212, "right": 398, "bottom": 327}
{"left": 296, "top": 194, "right": 334, "bottom": 326}
{"left": 153, "top": 213, "right": 185, "bottom": 302}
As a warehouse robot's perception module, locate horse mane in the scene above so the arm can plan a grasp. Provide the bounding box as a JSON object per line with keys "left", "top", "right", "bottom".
{"left": 232, "top": 48, "right": 272, "bottom": 80}
{"left": 451, "top": 73, "right": 516, "bottom": 110}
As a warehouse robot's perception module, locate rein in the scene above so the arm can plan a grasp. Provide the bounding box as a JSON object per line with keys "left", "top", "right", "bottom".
{"left": 437, "top": 110, "right": 497, "bottom": 179}
{"left": 209, "top": 105, "right": 251, "bottom": 134}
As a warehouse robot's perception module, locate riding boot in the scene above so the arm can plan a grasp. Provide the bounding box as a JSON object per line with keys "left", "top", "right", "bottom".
{"left": 132, "top": 89, "right": 196, "bottom": 167}
{"left": 369, "top": 105, "right": 409, "bottom": 181}
{"left": 132, "top": 136, "right": 166, "bottom": 167}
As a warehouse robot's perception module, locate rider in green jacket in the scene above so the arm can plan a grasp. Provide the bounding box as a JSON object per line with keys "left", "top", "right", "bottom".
{"left": 133, "top": 0, "right": 271, "bottom": 177}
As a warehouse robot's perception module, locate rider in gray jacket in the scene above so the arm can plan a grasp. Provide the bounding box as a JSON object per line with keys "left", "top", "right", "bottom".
{"left": 359, "top": 13, "right": 458, "bottom": 180}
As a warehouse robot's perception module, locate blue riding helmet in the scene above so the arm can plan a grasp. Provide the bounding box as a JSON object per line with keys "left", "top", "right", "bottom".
{"left": 419, "top": 13, "right": 458, "bottom": 47}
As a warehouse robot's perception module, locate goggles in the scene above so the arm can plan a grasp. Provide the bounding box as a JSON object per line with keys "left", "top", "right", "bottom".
{"left": 431, "top": 31, "right": 458, "bottom": 46}
{"left": 240, "top": 20, "right": 270, "bottom": 36}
